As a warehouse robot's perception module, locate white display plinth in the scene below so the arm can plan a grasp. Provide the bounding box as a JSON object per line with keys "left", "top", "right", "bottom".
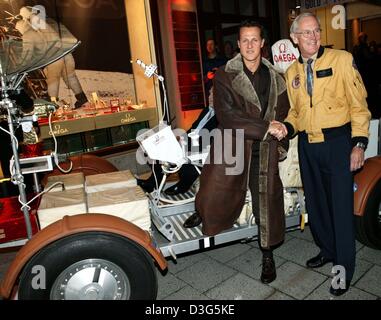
{"left": 85, "top": 170, "right": 136, "bottom": 193}
{"left": 37, "top": 188, "right": 87, "bottom": 229}
{"left": 87, "top": 186, "right": 150, "bottom": 231}
{"left": 45, "top": 172, "right": 85, "bottom": 192}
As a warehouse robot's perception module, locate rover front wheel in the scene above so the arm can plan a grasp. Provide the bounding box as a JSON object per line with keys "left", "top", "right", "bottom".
{"left": 18, "top": 232, "right": 158, "bottom": 300}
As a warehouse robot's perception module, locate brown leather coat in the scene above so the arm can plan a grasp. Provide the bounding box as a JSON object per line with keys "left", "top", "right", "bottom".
{"left": 195, "top": 55, "right": 290, "bottom": 248}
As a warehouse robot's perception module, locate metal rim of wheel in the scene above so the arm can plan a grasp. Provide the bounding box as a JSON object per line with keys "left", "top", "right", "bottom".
{"left": 50, "top": 258, "right": 131, "bottom": 300}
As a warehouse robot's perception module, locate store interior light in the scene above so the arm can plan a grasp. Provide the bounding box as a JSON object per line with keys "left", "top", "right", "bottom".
{"left": 296, "top": 0, "right": 301, "bottom": 9}
{"left": 296, "top": 5, "right": 301, "bottom": 8}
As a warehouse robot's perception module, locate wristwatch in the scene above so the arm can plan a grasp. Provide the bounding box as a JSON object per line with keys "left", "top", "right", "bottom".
{"left": 355, "top": 142, "right": 366, "bottom": 150}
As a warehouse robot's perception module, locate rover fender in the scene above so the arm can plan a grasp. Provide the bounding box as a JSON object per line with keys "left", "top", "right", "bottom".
{"left": 354, "top": 156, "right": 381, "bottom": 217}
{"left": 0, "top": 214, "right": 167, "bottom": 299}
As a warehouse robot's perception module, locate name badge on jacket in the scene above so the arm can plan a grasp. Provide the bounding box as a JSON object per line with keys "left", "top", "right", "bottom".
{"left": 316, "top": 68, "right": 333, "bottom": 78}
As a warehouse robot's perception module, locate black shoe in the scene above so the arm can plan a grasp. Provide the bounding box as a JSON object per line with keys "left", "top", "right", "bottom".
{"left": 183, "top": 212, "right": 202, "bottom": 228}
{"left": 165, "top": 181, "right": 193, "bottom": 196}
{"left": 329, "top": 281, "right": 351, "bottom": 296}
{"left": 306, "top": 254, "right": 333, "bottom": 268}
{"left": 136, "top": 178, "right": 155, "bottom": 193}
{"left": 261, "top": 256, "right": 276, "bottom": 284}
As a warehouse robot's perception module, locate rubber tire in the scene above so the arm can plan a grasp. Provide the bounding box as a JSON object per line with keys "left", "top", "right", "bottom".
{"left": 18, "top": 232, "right": 158, "bottom": 300}
{"left": 355, "top": 179, "right": 381, "bottom": 250}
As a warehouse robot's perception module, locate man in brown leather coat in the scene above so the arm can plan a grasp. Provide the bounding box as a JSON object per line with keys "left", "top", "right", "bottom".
{"left": 185, "top": 20, "right": 290, "bottom": 284}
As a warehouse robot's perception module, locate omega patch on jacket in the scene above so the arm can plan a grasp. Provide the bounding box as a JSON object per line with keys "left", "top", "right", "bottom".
{"left": 316, "top": 68, "right": 333, "bottom": 78}
{"left": 292, "top": 74, "right": 301, "bottom": 89}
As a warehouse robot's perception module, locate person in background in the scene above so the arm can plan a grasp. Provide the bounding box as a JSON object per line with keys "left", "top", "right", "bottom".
{"left": 223, "top": 40, "right": 235, "bottom": 60}
{"left": 275, "top": 12, "right": 371, "bottom": 296}
{"left": 202, "top": 38, "right": 227, "bottom": 97}
{"left": 353, "top": 32, "right": 378, "bottom": 118}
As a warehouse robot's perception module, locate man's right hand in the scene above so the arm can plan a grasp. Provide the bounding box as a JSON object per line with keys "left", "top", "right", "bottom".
{"left": 268, "top": 120, "right": 288, "bottom": 141}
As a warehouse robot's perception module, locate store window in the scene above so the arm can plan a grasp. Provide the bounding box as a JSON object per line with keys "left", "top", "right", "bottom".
{"left": 0, "top": 0, "right": 152, "bottom": 156}
{"left": 0, "top": 0, "right": 137, "bottom": 108}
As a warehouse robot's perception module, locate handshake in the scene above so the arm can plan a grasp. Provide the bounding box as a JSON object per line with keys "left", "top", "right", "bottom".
{"left": 268, "top": 120, "right": 288, "bottom": 141}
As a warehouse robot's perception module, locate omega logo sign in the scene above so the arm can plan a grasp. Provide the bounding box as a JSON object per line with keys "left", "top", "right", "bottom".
{"left": 49, "top": 125, "right": 69, "bottom": 136}
{"left": 121, "top": 113, "right": 137, "bottom": 124}
{"left": 273, "top": 42, "right": 298, "bottom": 63}
{"left": 272, "top": 39, "right": 300, "bottom": 73}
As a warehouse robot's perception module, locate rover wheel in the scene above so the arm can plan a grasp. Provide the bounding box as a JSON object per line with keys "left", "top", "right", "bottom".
{"left": 355, "top": 180, "right": 381, "bottom": 250}
{"left": 18, "top": 232, "right": 158, "bottom": 300}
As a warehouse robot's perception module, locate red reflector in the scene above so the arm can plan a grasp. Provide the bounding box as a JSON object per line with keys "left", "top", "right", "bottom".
{"left": 0, "top": 196, "right": 39, "bottom": 244}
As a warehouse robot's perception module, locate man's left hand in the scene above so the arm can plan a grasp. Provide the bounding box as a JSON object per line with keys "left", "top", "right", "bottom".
{"left": 350, "top": 147, "right": 365, "bottom": 172}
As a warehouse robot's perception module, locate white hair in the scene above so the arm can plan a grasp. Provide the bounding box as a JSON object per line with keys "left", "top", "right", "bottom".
{"left": 290, "top": 12, "right": 321, "bottom": 34}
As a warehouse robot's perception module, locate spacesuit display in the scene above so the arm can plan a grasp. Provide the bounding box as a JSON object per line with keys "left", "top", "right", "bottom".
{"left": 15, "top": 10, "right": 89, "bottom": 109}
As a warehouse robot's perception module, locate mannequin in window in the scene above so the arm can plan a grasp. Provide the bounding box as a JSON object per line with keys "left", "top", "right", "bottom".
{"left": 15, "top": 12, "right": 89, "bottom": 109}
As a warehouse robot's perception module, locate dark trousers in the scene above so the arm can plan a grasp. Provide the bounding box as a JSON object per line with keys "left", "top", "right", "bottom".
{"left": 298, "top": 126, "right": 355, "bottom": 281}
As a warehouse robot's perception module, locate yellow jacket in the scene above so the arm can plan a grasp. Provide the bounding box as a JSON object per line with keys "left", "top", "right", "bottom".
{"left": 284, "top": 47, "right": 370, "bottom": 143}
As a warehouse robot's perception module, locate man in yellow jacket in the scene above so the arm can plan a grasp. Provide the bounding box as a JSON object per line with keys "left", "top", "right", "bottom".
{"left": 273, "top": 12, "right": 371, "bottom": 296}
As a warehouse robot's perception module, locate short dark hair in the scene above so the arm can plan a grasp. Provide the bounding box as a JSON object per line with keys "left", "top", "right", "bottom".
{"left": 239, "top": 20, "right": 266, "bottom": 40}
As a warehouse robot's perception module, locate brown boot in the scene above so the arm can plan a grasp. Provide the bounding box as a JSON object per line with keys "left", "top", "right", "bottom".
{"left": 260, "top": 256, "right": 276, "bottom": 284}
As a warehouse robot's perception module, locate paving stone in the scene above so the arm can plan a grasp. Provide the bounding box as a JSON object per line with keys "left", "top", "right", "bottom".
{"left": 164, "top": 285, "right": 210, "bottom": 300}
{"left": 306, "top": 279, "right": 377, "bottom": 300}
{"left": 205, "top": 273, "right": 274, "bottom": 300}
{"left": 0, "top": 251, "right": 17, "bottom": 281}
{"left": 288, "top": 226, "right": 314, "bottom": 243}
{"left": 175, "top": 256, "right": 237, "bottom": 293}
{"left": 166, "top": 251, "right": 209, "bottom": 274}
{"left": 355, "top": 241, "right": 364, "bottom": 252}
{"left": 157, "top": 271, "right": 187, "bottom": 300}
{"left": 274, "top": 237, "right": 320, "bottom": 267}
{"left": 204, "top": 242, "right": 252, "bottom": 264}
{"left": 288, "top": 227, "right": 364, "bottom": 250}
{"left": 269, "top": 261, "right": 327, "bottom": 300}
{"left": 357, "top": 246, "right": 381, "bottom": 266}
{"left": 0, "top": 250, "right": 18, "bottom": 265}
{"left": 226, "top": 247, "right": 286, "bottom": 281}
{"left": 266, "top": 291, "right": 295, "bottom": 300}
{"left": 247, "top": 238, "right": 260, "bottom": 248}
{"left": 355, "top": 265, "right": 381, "bottom": 297}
